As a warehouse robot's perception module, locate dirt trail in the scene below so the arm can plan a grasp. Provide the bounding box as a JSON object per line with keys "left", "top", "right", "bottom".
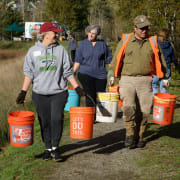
{"left": 45, "top": 111, "right": 144, "bottom": 180}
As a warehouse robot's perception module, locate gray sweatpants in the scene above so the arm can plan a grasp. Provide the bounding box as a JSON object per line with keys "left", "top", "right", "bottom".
{"left": 119, "top": 76, "right": 153, "bottom": 139}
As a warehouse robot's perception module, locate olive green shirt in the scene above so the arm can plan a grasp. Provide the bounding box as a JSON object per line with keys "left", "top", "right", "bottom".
{"left": 110, "top": 33, "right": 167, "bottom": 77}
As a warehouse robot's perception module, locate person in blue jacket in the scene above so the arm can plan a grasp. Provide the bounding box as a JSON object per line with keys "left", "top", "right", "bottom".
{"left": 73, "top": 24, "right": 112, "bottom": 107}
{"left": 152, "top": 28, "right": 176, "bottom": 96}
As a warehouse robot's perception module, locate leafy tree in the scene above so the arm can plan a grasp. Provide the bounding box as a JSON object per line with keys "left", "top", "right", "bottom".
{"left": 0, "top": 0, "right": 23, "bottom": 39}
{"left": 116, "top": 0, "right": 179, "bottom": 40}
{"left": 89, "top": 0, "right": 113, "bottom": 40}
{"left": 116, "top": 0, "right": 180, "bottom": 63}
{"left": 43, "top": 0, "right": 89, "bottom": 32}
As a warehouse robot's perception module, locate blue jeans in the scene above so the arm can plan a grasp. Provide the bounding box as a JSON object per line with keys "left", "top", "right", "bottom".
{"left": 152, "top": 69, "right": 171, "bottom": 97}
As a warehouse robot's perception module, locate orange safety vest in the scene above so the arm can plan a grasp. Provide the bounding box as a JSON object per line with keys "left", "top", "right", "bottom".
{"left": 114, "top": 33, "right": 164, "bottom": 78}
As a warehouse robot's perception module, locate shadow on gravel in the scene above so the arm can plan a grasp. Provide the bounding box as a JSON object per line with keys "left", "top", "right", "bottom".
{"left": 144, "top": 122, "right": 180, "bottom": 144}
{"left": 56, "top": 128, "right": 126, "bottom": 162}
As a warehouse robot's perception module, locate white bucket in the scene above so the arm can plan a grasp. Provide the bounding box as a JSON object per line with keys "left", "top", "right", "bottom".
{"left": 96, "top": 93, "right": 119, "bottom": 123}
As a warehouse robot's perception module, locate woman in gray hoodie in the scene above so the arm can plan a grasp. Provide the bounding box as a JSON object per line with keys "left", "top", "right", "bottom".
{"left": 16, "top": 22, "right": 85, "bottom": 161}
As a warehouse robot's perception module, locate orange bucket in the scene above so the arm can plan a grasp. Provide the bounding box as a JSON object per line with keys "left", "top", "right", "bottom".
{"left": 68, "top": 86, "right": 75, "bottom": 90}
{"left": 70, "top": 107, "right": 95, "bottom": 139}
{"left": 118, "top": 100, "right": 123, "bottom": 107}
{"left": 153, "top": 93, "right": 176, "bottom": 125}
{"left": 108, "top": 85, "right": 123, "bottom": 107}
{"left": 8, "top": 111, "right": 35, "bottom": 147}
{"left": 108, "top": 84, "right": 119, "bottom": 94}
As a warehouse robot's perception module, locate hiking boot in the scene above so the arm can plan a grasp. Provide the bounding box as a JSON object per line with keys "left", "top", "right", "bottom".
{"left": 137, "top": 140, "right": 146, "bottom": 148}
{"left": 51, "top": 148, "right": 62, "bottom": 161}
{"left": 125, "top": 136, "right": 133, "bottom": 147}
{"left": 125, "top": 136, "right": 136, "bottom": 149}
{"left": 42, "top": 150, "right": 52, "bottom": 161}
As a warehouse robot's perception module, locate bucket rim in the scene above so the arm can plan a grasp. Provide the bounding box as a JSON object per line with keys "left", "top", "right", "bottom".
{"left": 8, "top": 110, "right": 35, "bottom": 122}
{"left": 97, "top": 92, "right": 119, "bottom": 95}
{"left": 97, "top": 92, "right": 120, "bottom": 101}
{"left": 68, "top": 86, "right": 75, "bottom": 90}
{"left": 8, "top": 111, "right": 34, "bottom": 117}
{"left": 70, "top": 107, "right": 95, "bottom": 113}
{"left": 154, "top": 93, "right": 176, "bottom": 99}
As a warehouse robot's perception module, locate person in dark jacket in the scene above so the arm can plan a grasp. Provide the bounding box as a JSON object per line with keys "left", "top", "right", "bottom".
{"left": 152, "top": 28, "right": 176, "bottom": 96}
{"left": 68, "top": 34, "right": 78, "bottom": 62}
{"left": 73, "top": 24, "right": 112, "bottom": 107}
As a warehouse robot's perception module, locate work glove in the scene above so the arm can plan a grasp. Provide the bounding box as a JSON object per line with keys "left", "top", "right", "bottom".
{"left": 162, "top": 79, "right": 169, "bottom": 89}
{"left": 109, "top": 76, "right": 115, "bottom": 86}
{"left": 75, "top": 86, "right": 86, "bottom": 97}
{"left": 16, "top": 90, "right": 27, "bottom": 104}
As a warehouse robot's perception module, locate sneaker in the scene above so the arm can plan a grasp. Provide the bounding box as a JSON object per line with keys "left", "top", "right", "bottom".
{"left": 51, "top": 148, "right": 62, "bottom": 161}
{"left": 42, "top": 150, "right": 52, "bottom": 161}
{"left": 125, "top": 136, "right": 136, "bottom": 149}
{"left": 137, "top": 141, "right": 146, "bottom": 148}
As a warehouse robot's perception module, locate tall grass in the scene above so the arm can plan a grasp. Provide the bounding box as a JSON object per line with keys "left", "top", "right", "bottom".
{"left": 0, "top": 53, "right": 32, "bottom": 146}
{"left": 0, "top": 41, "right": 34, "bottom": 50}
{"left": 0, "top": 49, "right": 26, "bottom": 61}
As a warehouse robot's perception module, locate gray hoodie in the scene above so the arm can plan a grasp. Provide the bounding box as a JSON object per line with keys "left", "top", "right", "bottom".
{"left": 24, "top": 41, "right": 74, "bottom": 95}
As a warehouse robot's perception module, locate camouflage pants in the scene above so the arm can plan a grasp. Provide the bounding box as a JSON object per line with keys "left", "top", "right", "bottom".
{"left": 119, "top": 76, "right": 153, "bottom": 140}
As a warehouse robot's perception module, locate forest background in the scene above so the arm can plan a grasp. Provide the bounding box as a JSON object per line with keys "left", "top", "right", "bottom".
{"left": 0, "top": 0, "right": 180, "bottom": 64}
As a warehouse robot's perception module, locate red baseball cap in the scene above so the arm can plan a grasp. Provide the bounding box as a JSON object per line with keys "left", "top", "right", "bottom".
{"left": 40, "top": 22, "right": 63, "bottom": 33}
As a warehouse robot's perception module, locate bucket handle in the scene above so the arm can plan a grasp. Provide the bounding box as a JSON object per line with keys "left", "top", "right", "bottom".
{"left": 86, "top": 93, "right": 111, "bottom": 114}
{"left": 7, "top": 103, "right": 28, "bottom": 115}
{"left": 84, "top": 93, "right": 103, "bottom": 115}
{"left": 85, "top": 94, "right": 96, "bottom": 107}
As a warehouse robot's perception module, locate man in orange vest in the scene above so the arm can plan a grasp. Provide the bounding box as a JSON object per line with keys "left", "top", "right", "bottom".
{"left": 109, "top": 15, "right": 167, "bottom": 149}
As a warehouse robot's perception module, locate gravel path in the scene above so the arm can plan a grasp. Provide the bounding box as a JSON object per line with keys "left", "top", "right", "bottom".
{"left": 45, "top": 110, "right": 143, "bottom": 180}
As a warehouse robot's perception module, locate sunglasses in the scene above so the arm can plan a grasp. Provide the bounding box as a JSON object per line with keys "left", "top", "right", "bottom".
{"left": 138, "top": 26, "right": 149, "bottom": 31}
